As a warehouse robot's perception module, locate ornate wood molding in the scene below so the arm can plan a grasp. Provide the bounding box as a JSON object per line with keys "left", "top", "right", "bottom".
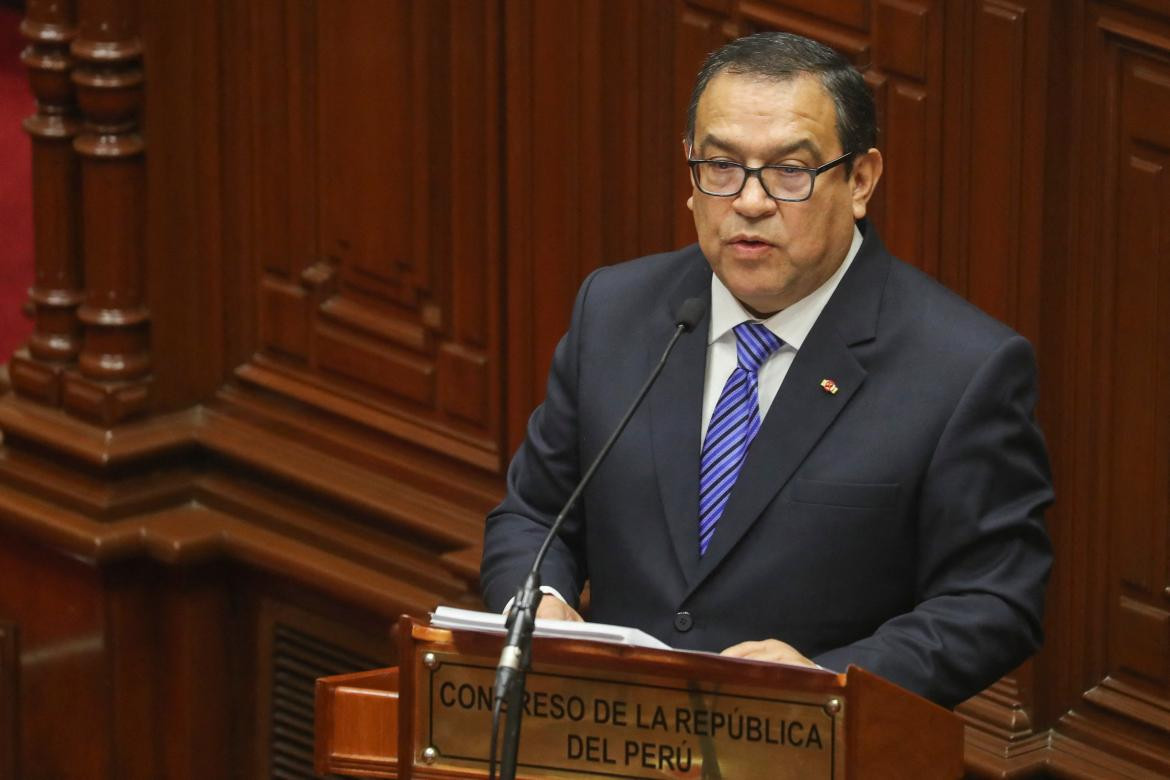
{"left": 10, "top": 0, "right": 84, "bottom": 407}
{"left": 62, "top": 2, "right": 151, "bottom": 424}
{"left": 0, "top": 389, "right": 487, "bottom": 614}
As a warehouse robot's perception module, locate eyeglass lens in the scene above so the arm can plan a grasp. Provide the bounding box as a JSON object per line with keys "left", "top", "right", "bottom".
{"left": 694, "top": 162, "right": 813, "bottom": 200}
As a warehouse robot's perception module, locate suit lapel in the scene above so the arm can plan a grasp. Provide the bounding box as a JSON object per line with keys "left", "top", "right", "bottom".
{"left": 687, "top": 227, "right": 891, "bottom": 596}
{"left": 647, "top": 249, "right": 712, "bottom": 588}
{"left": 689, "top": 328, "right": 866, "bottom": 590}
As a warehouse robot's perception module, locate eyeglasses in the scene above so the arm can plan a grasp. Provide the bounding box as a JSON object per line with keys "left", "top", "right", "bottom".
{"left": 687, "top": 151, "right": 853, "bottom": 202}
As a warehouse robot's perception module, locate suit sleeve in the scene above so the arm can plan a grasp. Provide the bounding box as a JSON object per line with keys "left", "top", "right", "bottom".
{"left": 813, "top": 335, "right": 1054, "bottom": 708}
{"left": 479, "top": 270, "right": 601, "bottom": 612}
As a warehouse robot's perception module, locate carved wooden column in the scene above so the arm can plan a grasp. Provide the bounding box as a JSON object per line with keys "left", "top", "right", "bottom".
{"left": 62, "top": 0, "right": 150, "bottom": 425}
{"left": 9, "top": 0, "right": 84, "bottom": 407}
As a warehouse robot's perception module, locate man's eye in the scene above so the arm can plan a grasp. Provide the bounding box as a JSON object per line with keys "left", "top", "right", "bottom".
{"left": 712, "top": 161, "right": 738, "bottom": 171}
{"left": 776, "top": 166, "right": 804, "bottom": 176}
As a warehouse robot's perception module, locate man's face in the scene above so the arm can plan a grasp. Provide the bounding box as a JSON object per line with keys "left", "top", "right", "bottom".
{"left": 687, "top": 72, "right": 880, "bottom": 316}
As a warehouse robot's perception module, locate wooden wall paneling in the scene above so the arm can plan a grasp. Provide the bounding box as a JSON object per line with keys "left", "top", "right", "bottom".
{"left": 313, "top": 0, "right": 437, "bottom": 408}
{"left": 189, "top": 459, "right": 484, "bottom": 605}
{"left": 503, "top": 0, "right": 537, "bottom": 456}
{"left": 97, "top": 560, "right": 233, "bottom": 780}
{"left": 207, "top": 389, "right": 503, "bottom": 545}
{"left": 612, "top": 1, "right": 666, "bottom": 261}
{"left": 237, "top": 0, "right": 505, "bottom": 475}
{"left": 250, "top": 0, "right": 308, "bottom": 360}
{"left": 146, "top": 565, "right": 234, "bottom": 780}
{"left": 875, "top": 0, "right": 927, "bottom": 80}
{"left": 225, "top": 0, "right": 492, "bottom": 498}
{"left": 1048, "top": 2, "right": 1170, "bottom": 776}
{"left": 103, "top": 563, "right": 159, "bottom": 780}
{"left": 0, "top": 438, "right": 483, "bottom": 619}
{"left": 637, "top": 0, "right": 686, "bottom": 260}
{"left": 882, "top": 83, "right": 931, "bottom": 267}
{"left": 444, "top": 0, "right": 500, "bottom": 436}
{"left": 737, "top": 1, "right": 871, "bottom": 65}
{"left": 0, "top": 529, "right": 111, "bottom": 778}
{"left": 506, "top": 0, "right": 585, "bottom": 434}
{"left": 1030, "top": 0, "right": 1085, "bottom": 737}
{"left": 0, "top": 619, "right": 16, "bottom": 780}
{"left": 526, "top": 0, "right": 586, "bottom": 401}
{"left": 505, "top": 0, "right": 686, "bottom": 453}
{"left": 141, "top": 0, "right": 228, "bottom": 411}
{"left": 765, "top": 0, "right": 870, "bottom": 31}
{"left": 937, "top": 0, "right": 967, "bottom": 303}
{"left": 1002, "top": 0, "right": 1050, "bottom": 401}
{"left": 314, "top": 0, "right": 501, "bottom": 454}
{"left": 216, "top": 0, "right": 255, "bottom": 378}
{"left": 870, "top": 0, "right": 941, "bottom": 277}
{"left": 1078, "top": 5, "right": 1170, "bottom": 765}
{"left": 10, "top": 0, "right": 84, "bottom": 407}
{"left": 578, "top": 0, "right": 605, "bottom": 313}
{"left": 1101, "top": 50, "right": 1170, "bottom": 714}
{"left": 314, "top": 0, "right": 415, "bottom": 318}
{"left": 939, "top": 0, "right": 1050, "bottom": 344}
{"left": 961, "top": 1, "right": 1025, "bottom": 325}
{"left": 62, "top": 0, "right": 151, "bottom": 425}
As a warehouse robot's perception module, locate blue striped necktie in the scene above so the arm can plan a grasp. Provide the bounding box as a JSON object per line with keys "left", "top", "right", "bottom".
{"left": 698, "top": 322, "right": 784, "bottom": 556}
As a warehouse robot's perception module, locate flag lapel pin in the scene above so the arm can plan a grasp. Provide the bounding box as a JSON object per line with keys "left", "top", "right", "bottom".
{"left": 820, "top": 379, "right": 839, "bottom": 395}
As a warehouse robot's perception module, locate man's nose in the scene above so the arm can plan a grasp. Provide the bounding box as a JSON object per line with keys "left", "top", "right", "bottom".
{"left": 733, "top": 173, "right": 777, "bottom": 218}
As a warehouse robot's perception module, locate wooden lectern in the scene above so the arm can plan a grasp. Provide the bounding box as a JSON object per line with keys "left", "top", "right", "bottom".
{"left": 316, "top": 616, "right": 963, "bottom": 779}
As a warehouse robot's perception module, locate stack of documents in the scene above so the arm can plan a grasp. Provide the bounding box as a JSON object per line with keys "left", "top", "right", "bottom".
{"left": 430, "top": 605, "right": 671, "bottom": 650}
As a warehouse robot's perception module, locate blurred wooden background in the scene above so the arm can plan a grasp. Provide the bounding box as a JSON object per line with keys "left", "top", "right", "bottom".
{"left": 1, "top": 0, "right": 1169, "bottom": 776}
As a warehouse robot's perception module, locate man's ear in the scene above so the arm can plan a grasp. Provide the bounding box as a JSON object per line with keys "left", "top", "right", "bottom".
{"left": 850, "top": 148, "right": 884, "bottom": 220}
{"left": 684, "top": 139, "right": 695, "bottom": 212}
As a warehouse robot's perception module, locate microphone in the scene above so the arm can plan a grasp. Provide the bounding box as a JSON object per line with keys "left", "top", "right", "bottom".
{"left": 490, "top": 296, "right": 707, "bottom": 780}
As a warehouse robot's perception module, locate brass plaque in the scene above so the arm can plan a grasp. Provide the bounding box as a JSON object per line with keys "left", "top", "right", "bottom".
{"left": 413, "top": 654, "right": 842, "bottom": 778}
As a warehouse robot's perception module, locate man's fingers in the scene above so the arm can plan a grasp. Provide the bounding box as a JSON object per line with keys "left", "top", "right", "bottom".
{"left": 535, "top": 597, "right": 584, "bottom": 622}
{"left": 720, "top": 639, "right": 815, "bottom": 667}
{"left": 721, "top": 640, "right": 769, "bottom": 657}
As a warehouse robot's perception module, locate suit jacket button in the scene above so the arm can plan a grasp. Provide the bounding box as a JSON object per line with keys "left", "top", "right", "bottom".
{"left": 674, "top": 611, "right": 693, "bottom": 632}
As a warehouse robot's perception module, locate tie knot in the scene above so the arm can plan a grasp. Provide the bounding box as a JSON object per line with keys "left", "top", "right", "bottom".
{"left": 733, "top": 322, "right": 784, "bottom": 372}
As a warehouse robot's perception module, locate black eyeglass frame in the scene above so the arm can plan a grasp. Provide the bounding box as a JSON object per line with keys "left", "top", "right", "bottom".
{"left": 686, "top": 151, "right": 854, "bottom": 202}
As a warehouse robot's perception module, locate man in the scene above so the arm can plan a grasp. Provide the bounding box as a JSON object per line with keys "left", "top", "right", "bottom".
{"left": 481, "top": 32, "right": 1052, "bottom": 708}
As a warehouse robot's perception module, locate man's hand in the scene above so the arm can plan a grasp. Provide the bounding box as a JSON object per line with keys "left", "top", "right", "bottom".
{"left": 721, "top": 639, "right": 816, "bottom": 667}
{"left": 535, "top": 593, "right": 584, "bottom": 622}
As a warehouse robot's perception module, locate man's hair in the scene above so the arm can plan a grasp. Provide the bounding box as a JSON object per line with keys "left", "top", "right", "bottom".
{"left": 685, "top": 32, "right": 877, "bottom": 169}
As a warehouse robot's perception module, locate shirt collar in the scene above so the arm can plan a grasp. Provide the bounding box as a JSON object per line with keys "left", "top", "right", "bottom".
{"left": 708, "top": 225, "right": 863, "bottom": 349}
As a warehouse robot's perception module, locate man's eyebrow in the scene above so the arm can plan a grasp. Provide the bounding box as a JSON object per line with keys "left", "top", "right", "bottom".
{"left": 696, "top": 134, "right": 824, "bottom": 163}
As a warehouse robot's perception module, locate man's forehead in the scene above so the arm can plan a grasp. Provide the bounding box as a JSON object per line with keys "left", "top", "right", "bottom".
{"left": 696, "top": 132, "right": 823, "bottom": 160}
{"left": 701, "top": 69, "right": 828, "bottom": 103}
{"left": 693, "top": 72, "right": 836, "bottom": 158}
{"left": 697, "top": 72, "right": 833, "bottom": 122}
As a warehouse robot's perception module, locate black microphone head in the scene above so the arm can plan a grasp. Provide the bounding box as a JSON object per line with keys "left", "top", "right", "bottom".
{"left": 675, "top": 297, "right": 707, "bottom": 332}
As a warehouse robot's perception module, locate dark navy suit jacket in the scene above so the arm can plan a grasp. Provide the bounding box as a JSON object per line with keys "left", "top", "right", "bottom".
{"left": 481, "top": 225, "right": 1053, "bottom": 708}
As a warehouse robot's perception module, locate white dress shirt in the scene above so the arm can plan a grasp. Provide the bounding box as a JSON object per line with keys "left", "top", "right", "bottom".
{"left": 701, "top": 226, "right": 863, "bottom": 443}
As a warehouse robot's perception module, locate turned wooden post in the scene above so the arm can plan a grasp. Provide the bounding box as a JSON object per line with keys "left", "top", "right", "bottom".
{"left": 9, "top": 0, "right": 84, "bottom": 406}
{"left": 61, "top": 0, "right": 151, "bottom": 425}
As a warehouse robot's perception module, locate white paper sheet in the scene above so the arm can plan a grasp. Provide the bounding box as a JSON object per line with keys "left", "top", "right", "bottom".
{"left": 430, "top": 605, "right": 671, "bottom": 650}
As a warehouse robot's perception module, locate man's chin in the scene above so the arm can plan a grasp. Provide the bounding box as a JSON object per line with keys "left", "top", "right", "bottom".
{"left": 725, "top": 284, "right": 788, "bottom": 318}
